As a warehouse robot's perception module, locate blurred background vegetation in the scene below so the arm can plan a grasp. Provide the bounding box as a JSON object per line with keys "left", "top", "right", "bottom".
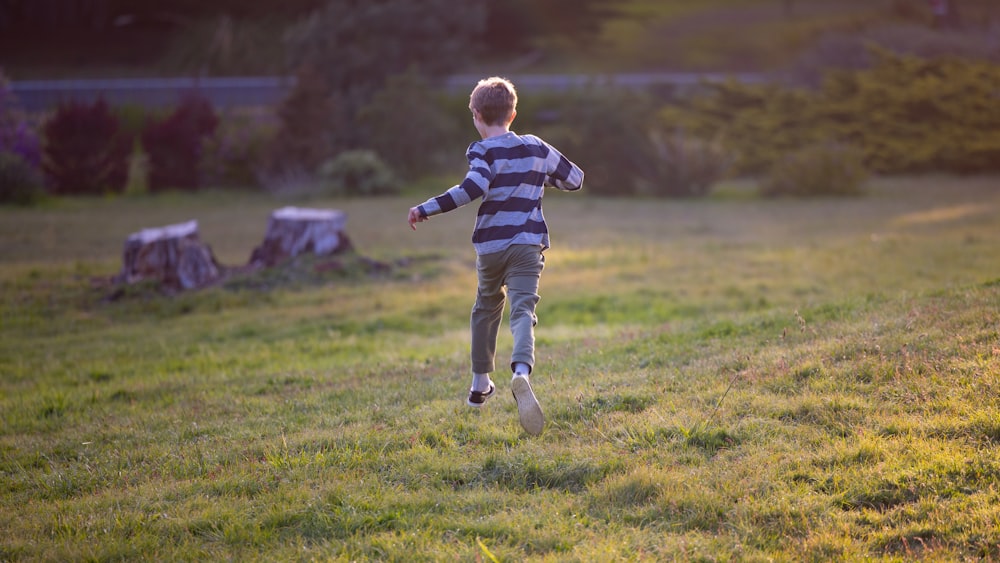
{"left": 1, "top": 0, "right": 996, "bottom": 76}
{"left": 0, "top": 0, "right": 998, "bottom": 204}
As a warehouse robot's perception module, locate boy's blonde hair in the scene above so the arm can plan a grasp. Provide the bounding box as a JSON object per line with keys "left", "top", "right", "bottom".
{"left": 470, "top": 77, "right": 517, "bottom": 126}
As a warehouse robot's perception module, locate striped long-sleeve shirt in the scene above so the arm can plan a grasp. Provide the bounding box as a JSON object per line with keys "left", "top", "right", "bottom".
{"left": 416, "top": 131, "right": 584, "bottom": 256}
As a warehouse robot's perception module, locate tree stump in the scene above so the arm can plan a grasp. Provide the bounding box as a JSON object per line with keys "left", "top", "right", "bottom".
{"left": 249, "top": 206, "right": 352, "bottom": 268}
{"left": 118, "top": 220, "right": 222, "bottom": 290}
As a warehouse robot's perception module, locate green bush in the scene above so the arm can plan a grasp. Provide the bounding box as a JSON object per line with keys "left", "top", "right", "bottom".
{"left": 267, "top": 65, "right": 337, "bottom": 175}
{"left": 821, "top": 50, "right": 1000, "bottom": 174}
{"left": 660, "top": 51, "right": 1000, "bottom": 175}
{"left": 659, "top": 81, "right": 824, "bottom": 176}
{"left": 642, "top": 129, "right": 732, "bottom": 198}
{"left": 201, "top": 109, "right": 277, "bottom": 189}
{"left": 0, "top": 151, "right": 45, "bottom": 205}
{"left": 533, "top": 88, "right": 659, "bottom": 197}
{"left": 760, "top": 142, "right": 868, "bottom": 198}
{"left": 284, "top": 0, "right": 485, "bottom": 151}
{"left": 317, "top": 150, "right": 399, "bottom": 197}
{"left": 358, "top": 68, "right": 463, "bottom": 179}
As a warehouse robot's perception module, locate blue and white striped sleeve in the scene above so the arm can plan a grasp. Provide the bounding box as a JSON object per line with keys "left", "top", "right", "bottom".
{"left": 543, "top": 141, "right": 584, "bottom": 192}
{"left": 418, "top": 144, "right": 494, "bottom": 217}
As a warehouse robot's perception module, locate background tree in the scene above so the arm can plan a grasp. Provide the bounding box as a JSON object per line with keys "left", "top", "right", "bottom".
{"left": 358, "top": 68, "right": 462, "bottom": 179}
{"left": 265, "top": 64, "right": 337, "bottom": 177}
{"left": 0, "top": 0, "right": 323, "bottom": 30}
{"left": 42, "top": 98, "right": 131, "bottom": 195}
{"left": 482, "top": 0, "right": 619, "bottom": 57}
{"left": 141, "top": 93, "right": 218, "bottom": 191}
{"left": 283, "top": 0, "right": 486, "bottom": 151}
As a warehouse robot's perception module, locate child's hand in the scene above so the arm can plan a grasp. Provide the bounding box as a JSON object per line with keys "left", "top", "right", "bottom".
{"left": 407, "top": 207, "right": 426, "bottom": 230}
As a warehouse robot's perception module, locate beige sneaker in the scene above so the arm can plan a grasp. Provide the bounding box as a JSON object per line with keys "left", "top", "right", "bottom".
{"left": 511, "top": 374, "right": 544, "bottom": 436}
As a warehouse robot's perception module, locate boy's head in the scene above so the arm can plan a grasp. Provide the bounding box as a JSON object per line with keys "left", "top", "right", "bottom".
{"left": 469, "top": 77, "right": 517, "bottom": 126}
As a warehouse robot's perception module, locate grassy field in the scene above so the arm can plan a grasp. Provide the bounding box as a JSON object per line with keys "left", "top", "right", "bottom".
{"left": 2, "top": 175, "right": 999, "bottom": 561}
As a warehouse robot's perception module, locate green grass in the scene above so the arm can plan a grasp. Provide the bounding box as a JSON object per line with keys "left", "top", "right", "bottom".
{"left": 2, "top": 175, "right": 1000, "bottom": 560}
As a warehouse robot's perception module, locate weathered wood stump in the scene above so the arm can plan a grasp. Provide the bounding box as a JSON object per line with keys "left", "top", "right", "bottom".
{"left": 117, "top": 220, "right": 222, "bottom": 290}
{"left": 249, "top": 207, "right": 352, "bottom": 268}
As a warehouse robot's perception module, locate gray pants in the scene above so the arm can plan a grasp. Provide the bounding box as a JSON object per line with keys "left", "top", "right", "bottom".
{"left": 471, "top": 244, "right": 545, "bottom": 375}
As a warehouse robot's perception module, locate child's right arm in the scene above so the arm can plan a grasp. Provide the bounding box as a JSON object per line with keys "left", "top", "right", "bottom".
{"left": 407, "top": 206, "right": 427, "bottom": 230}
{"left": 411, "top": 144, "right": 494, "bottom": 221}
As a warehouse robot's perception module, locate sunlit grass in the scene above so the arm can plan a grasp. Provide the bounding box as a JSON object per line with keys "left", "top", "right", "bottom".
{"left": 2, "top": 175, "right": 1000, "bottom": 560}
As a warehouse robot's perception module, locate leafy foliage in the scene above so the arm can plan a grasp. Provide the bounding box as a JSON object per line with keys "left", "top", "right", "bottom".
{"left": 660, "top": 50, "right": 1000, "bottom": 175}
{"left": 0, "top": 151, "right": 44, "bottom": 205}
{"left": 266, "top": 65, "right": 337, "bottom": 176}
{"left": 316, "top": 150, "right": 399, "bottom": 197}
{"left": 531, "top": 89, "right": 659, "bottom": 197}
{"left": 42, "top": 98, "right": 131, "bottom": 195}
{"left": 483, "top": 0, "right": 620, "bottom": 55}
{"left": 760, "top": 141, "right": 868, "bottom": 197}
{"left": 141, "top": 92, "right": 218, "bottom": 191}
{"left": 160, "top": 16, "right": 291, "bottom": 76}
{"left": 790, "top": 23, "right": 1000, "bottom": 87}
{"left": 284, "top": 0, "right": 486, "bottom": 149}
{"left": 0, "top": 71, "right": 41, "bottom": 170}
{"left": 659, "top": 81, "right": 824, "bottom": 175}
{"left": 0, "top": 0, "right": 323, "bottom": 30}
{"left": 0, "top": 69, "right": 43, "bottom": 205}
{"left": 643, "top": 129, "right": 732, "bottom": 198}
{"left": 358, "top": 68, "right": 462, "bottom": 179}
{"left": 200, "top": 109, "right": 277, "bottom": 189}
{"left": 821, "top": 50, "right": 1000, "bottom": 174}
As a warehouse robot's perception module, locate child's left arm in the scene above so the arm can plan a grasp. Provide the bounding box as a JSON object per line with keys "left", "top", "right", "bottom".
{"left": 543, "top": 143, "right": 584, "bottom": 192}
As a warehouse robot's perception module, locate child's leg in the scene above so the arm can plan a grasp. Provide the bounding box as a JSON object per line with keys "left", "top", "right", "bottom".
{"left": 505, "top": 245, "right": 545, "bottom": 373}
{"left": 470, "top": 251, "right": 507, "bottom": 377}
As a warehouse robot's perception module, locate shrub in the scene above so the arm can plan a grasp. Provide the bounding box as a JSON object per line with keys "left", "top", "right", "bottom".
{"left": 643, "top": 129, "right": 732, "bottom": 198}
{"left": 358, "top": 68, "right": 462, "bottom": 178}
{"left": 821, "top": 50, "right": 1000, "bottom": 174}
{"left": 201, "top": 109, "right": 277, "bottom": 189}
{"left": 658, "top": 81, "right": 824, "bottom": 176}
{"left": 534, "top": 88, "right": 659, "bottom": 197}
{"left": 317, "top": 150, "right": 399, "bottom": 197}
{"left": 142, "top": 92, "right": 218, "bottom": 191}
{"left": 161, "top": 16, "right": 288, "bottom": 76}
{"left": 660, "top": 51, "right": 1000, "bottom": 175}
{"left": 0, "top": 119, "right": 41, "bottom": 170}
{"left": 266, "top": 65, "right": 337, "bottom": 176}
{"left": 760, "top": 142, "right": 868, "bottom": 198}
{"left": 42, "top": 98, "right": 131, "bottom": 195}
{"left": 790, "top": 24, "right": 1000, "bottom": 87}
{"left": 283, "top": 0, "right": 485, "bottom": 150}
{"left": 0, "top": 151, "right": 44, "bottom": 205}
{"left": 1, "top": 71, "right": 42, "bottom": 170}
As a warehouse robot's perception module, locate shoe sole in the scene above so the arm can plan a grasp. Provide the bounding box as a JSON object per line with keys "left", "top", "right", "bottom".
{"left": 511, "top": 376, "right": 544, "bottom": 436}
